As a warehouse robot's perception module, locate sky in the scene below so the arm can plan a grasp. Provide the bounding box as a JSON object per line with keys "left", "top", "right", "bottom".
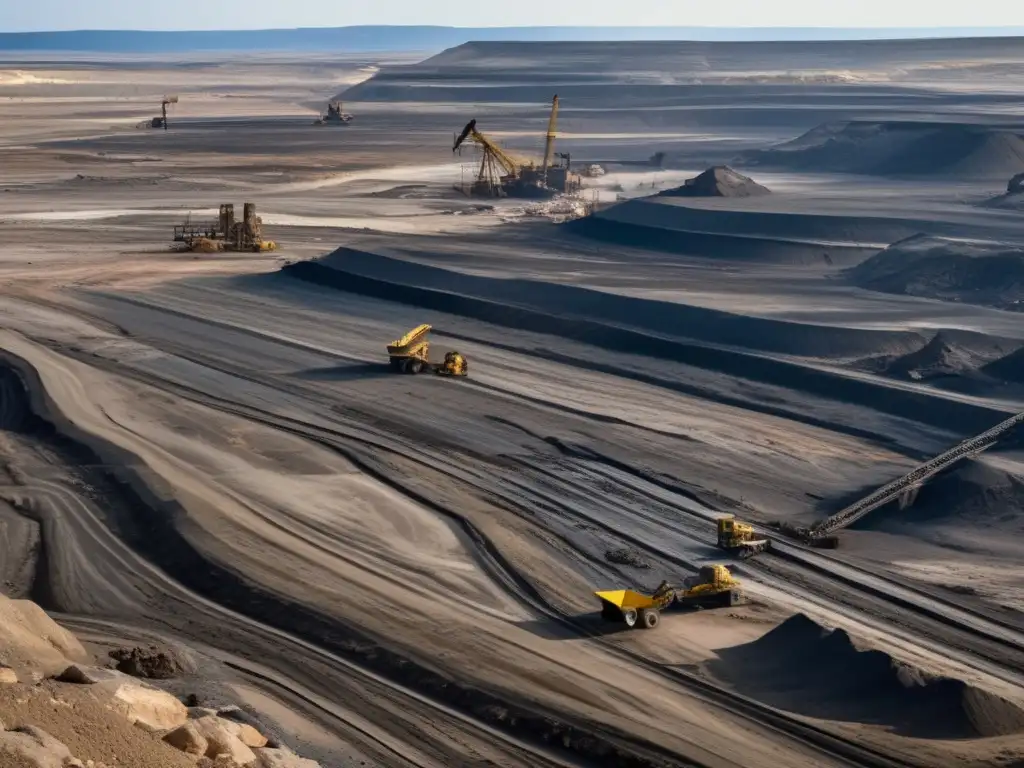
{"left": 3, "top": 0, "right": 1024, "bottom": 32}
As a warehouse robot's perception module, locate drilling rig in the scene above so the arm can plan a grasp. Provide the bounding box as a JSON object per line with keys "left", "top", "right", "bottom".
{"left": 314, "top": 101, "right": 353, "bottom": 125}
{"left": 172, "top": 203, "right": 277, "bottom": 253}
{"left": 144, "top": 96, "right": 179, "bottom": 130}
{"left": 452, "top": 95, "right": 581, "bottom": 199}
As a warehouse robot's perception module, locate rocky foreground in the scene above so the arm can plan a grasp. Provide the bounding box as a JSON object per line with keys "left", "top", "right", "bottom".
{"left": 0, "top": 595, "right": 319, "bottom": 768}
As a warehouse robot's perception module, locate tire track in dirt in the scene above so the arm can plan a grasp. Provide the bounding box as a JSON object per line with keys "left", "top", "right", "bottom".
{"left": 36, "top": 342, "right": 913, "bottom": 768}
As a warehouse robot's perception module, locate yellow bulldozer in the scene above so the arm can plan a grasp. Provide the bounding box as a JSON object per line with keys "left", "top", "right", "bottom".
{"left": 716, "top": 516, "right": 771, "bottom": 559}
{"left": 387, "top": 324, "right": 468, "bottom": 376}
{"left": 595, "top": 564, "right": 743, "bottom": 630}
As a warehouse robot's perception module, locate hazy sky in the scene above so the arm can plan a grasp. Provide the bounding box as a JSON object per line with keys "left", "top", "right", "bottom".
{"left": 4, "top": 0, "right": 1023, "bottom": 32}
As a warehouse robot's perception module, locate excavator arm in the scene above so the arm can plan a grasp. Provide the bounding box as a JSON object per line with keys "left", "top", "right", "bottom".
{"left": 453, "top": 119, "right": 521, "bottom": 178}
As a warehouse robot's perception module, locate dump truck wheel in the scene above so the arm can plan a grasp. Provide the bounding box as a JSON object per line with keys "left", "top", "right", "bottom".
{"left": 409, "top": 359, "right": 423, "bottom": 374}
{"left": 638, "top": 608, "right": 660, "bottom": 629}
{"left": 622, "top": 608, "right": 638, "bottom": 628}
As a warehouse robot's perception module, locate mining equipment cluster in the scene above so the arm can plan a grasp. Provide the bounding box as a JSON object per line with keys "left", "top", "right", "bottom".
{"left": 314, "top": 101, "right": 354, "bottom": 125}
{"left": 596, "top": 565, "right": 744, "bottom": 630}
{"left": 452, "top": 94, "right": 582, "bottom": 199}
{"left": 595, "top": 516, "right": 780, "bottom": 631}
{"left": 173, "top": 203, "right": 277, "bottom": 253}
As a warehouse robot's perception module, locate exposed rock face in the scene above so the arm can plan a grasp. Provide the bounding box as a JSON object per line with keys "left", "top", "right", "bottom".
{"left": 104, "top": 682, "right": 189, "bottom": 732}
{"left": 164, "top": 722, "right": 208, "bottom": 756}
{"left": 191, "top": 715, "right": 257, "bottom": 765}
{"left": 234, "top": 723, "right": 268, "bottom": 749}
{"left": 0, "top": 596, "right": 89, "bottom": 678}
{"left": 657, "top": 166, "right": 772, "bottom": 198}
{"left": 56, "top": 665, "right": 126, "bottom": 685}
{"left": 0, "top": 725, "right": 76, "bottom": 768}
{"left": 108, "top": 647, "right": 182, "bottom": 680}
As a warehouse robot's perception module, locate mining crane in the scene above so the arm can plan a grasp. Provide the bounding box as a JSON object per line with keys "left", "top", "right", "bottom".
{"left": 151, "top": 95, "right": 178, "bottom": 130}
{"left": 541, "top": 95, "right": 561, "bottom": 183}
{"left": 452, "top": 118, "right": 523, "bottom": 197}
{"left": 451, "top": 95, "right": 581, "bottom": 198}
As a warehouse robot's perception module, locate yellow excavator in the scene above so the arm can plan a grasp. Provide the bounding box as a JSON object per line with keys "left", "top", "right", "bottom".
{"left": 387, "top": 324, "right": 467, "bottom": 376}
{"left": 595, "top": 565, "right": 743, "bottom": 630}
{"left": 716, "top": 516, "right": 771, "bottom": 559}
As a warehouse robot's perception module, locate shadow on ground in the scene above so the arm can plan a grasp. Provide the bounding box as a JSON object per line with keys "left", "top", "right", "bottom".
{"left": 293, "top": 362, "right": 395, "bottom": 381}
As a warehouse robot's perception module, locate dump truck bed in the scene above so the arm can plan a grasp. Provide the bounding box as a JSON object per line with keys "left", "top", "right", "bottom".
{"left": 387, "top": 324, "right": 432, "bottom": 357}
{"left": 594, "top": 589, "right": 660, "bottom": 611}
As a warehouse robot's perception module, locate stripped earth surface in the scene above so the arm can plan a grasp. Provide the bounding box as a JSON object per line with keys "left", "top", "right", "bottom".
{"left": 1, "top": 40, "right": 1024, "bottom": 768}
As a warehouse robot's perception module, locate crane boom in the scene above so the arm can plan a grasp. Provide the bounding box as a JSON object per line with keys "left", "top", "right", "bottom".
{"left": 541, "top": 94, "right": 560, "bottom": 176}
{"left": 453, "top": 119, "right": 521, "bottom": 177}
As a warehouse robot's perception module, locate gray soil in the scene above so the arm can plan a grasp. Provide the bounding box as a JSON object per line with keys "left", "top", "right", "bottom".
{"left": 710, "top": 613, "right": 1024, "bottom": 738}
{"left": 1, "top": 38, "right": 1024, "bottom": 768}
{"left": 846, "top": 234, "right": 1024, "bottom": 312}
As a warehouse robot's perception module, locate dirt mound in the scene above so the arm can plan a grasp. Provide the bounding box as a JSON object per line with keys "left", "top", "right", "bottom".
{"left": 846, "top": 234, "right": 1024, "bottom": 311}
{"left": 984, "top": 347, "right": 1024, "bottom": 384}
{"left": 713, "top": 613, "right": 1024, "bottom": 738}
{"left": 656, "top": 166, "right": 770, "bottom": 198}
{"left": 569, "top": 197, "right": 928, "bottom": 265}
{"left": 108, "top": 647, "right": 184, "bottom": 680}
{"left": 604, "top": 549, "right": 651, "bottom": 569}
{"left": 305, "top": 247, "right": 921, "bottom": 358}
{"left": 281, "top": 250, "right": 1013, "bottom": 436}
{"left": 983, "top": 172, "right": 1024, "bottom": 210}
{"left": 745, "top": 121, "right": 1024, "bottom": 180}
{"left": 863, "top": 330, "right": 1019, "bottom": 382}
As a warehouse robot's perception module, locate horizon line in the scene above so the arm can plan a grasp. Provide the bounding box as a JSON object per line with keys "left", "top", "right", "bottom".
{"left": 5, "top": 24, "right": 1024, "bottom": 34}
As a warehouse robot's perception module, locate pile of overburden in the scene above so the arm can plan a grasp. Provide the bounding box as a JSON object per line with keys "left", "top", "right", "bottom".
{"left": 847, "top": 234, "right": 1024, "bottom": 311}
{"left": 984, "top": 171, "right": 1024, "bottom": 209}
{"left": 745, "top": 121, "right": 1024, "bottom": 180}
{"left": 712, "top": 613, "right": 1024, "bottom": 738}
{"left": 657, "top": 166, "right": 771, "bottom": 198}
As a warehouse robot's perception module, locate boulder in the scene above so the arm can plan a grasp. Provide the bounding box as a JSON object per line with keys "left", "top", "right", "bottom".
{"left": 163, "top": 722, "right": 208, "bottom": 756}
{"left": 217, "top": 708, "right": 268, "bottom": 747}
{"left": 56, "top": 665, "right": 126, "bottom": 685}
{"left": 0, "top": 725, "right": 75, "bottom": 768}
{"left": 1009, "top": 171, "right": 1024, "bottom": 194}
{"left": 108, "top": 646, "right": 182, "bottom": 679}
{"left": 189, "top": 706, "right": 220, "bottom": 719}
{"left": 103, "top": 681, "right": 188, "bottom": 732}
{"left": 0, "top": 596, "right": 88, "bottom": 678}
{"left": 191, "top": 716, "right": 257, "bottom": 765}
{"left": 234, "top": 724, "right": 268, "bottom": 749}
{"left": 255, "top": 748, "right": 321, "bottom": 768}
{"left": 0, "top": 666, "right": 18, "bottom": 684}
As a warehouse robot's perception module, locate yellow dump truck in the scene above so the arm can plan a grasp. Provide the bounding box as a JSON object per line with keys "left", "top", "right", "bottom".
{"left": 595, "top": 565, "right": 743, "bottom": 630}
{"left": 387, "top": 324, "right": 467, "bottom": 376}
{"left": 716, "top": 516, "right": 771, "bottom": 559}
